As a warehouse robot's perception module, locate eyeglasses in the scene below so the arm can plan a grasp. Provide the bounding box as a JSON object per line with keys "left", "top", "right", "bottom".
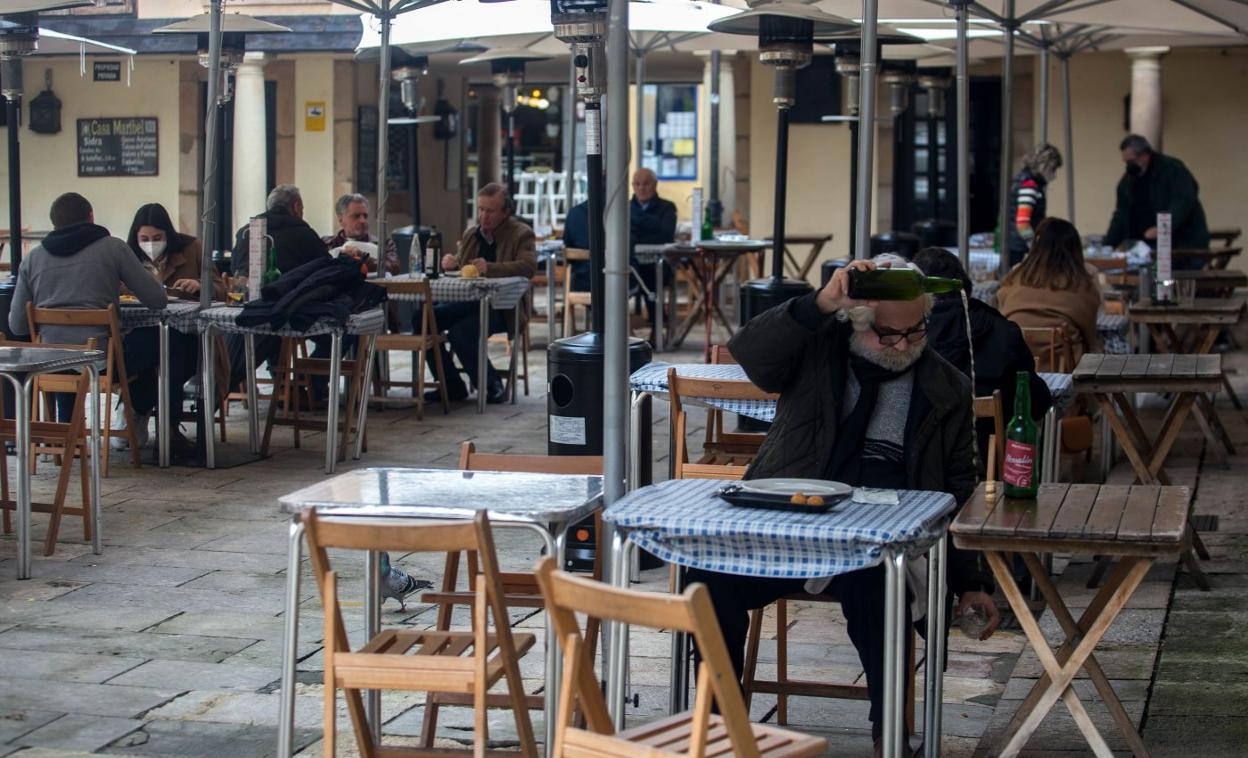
{"left": 871, "top": 320, "right": 928, "bottom": 347}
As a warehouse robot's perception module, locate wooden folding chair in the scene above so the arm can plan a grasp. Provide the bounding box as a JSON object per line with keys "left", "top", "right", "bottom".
{"left": 704, "top": 346, "right": 768, "bottom": 457}
{"left": 0, "top": 339, "right": 96, "bottom": 555}
{"left": 974, "top": 390, "right": 1006, "bottom": 480}
{"left": 670, "top": 367, "right": 776, "bottom": 480}
{"left": 305, "top": 509, "right": 537, "bottom": 758}
{"left": 1018, "top": 325, "right": 1076, "bottom": 373}
{"left": 27, "top": 304, "right": 139, "bottom": 475}
{"left": 416, "top": 441, "right": 604, "bottom": 744}
{"left": 534, "top": 556, "right": 827, "bottom": 758}
{"left": 562, "top": 248, "right": 593, "bottom": 336}
{"left": 263, "top": 333, "right": 370, "bottom": 461}
{"left": 371, "top": 279, "right": 451, "bottom": 419}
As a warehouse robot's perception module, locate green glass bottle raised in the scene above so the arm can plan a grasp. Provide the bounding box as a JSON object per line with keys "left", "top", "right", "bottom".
{"left": 1003, "top": 370, "right": 1040, "bottom": 498}
{"left": 846, "top": 268, "right": 963, "bottom": 301}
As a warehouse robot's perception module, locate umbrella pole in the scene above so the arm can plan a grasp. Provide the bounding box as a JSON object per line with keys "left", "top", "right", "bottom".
{"left": 4, "top": 80, "right": 20, "bottom": 277}
{"left": 1038, "top": 45, "right": 1050, "bottom": 145}
{"left": 506, "top": 109, "right": 517, "bottom": 201}
{"left": 376, "top": 2, "right": 392, "bottom": 251}
{"left": 955, "top": 1, "right": 970, "bottom": 268}
{"left": 409, "top": 123, "right": 421, "bottom": 227}
{"left": 997, "top": 0, "right": 1015, "bottom": 278}
{"left": 849, "top": 117, "right": 859, "bottom": 256}
{"left": 772, "top": 106, "right": 789, "bottom": 279}
{"left": 564, "top": 58, "right": 577, "bottom": 221}
{"left": 1062, "top": 52, "right": 1075, "bottom": 224}
{"left": 605, "top": 0, "right": 629, "bottom": 505}
{"left": 634, "top": 51, "right": 644, "bottom": 175}
{"left": 854, "top": 0, "right": 879, "bottom": 262}
{"left": 708, "top": 50, "right": 722, "bottom": 225}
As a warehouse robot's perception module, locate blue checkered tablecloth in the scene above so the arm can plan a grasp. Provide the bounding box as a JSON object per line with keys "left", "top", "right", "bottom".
{"left": 382, "top": 274, "right": 530, "bottom": 310}
{"left": 197, "top": 306, "right": 385, "bottom": 337}
{"left": 119, "top": 302, "right": 201, "bottom": 332}
{"left": 633, "top": 361, "right": 1075, "bottom": 424}
{"left": 603, "top": 478, "right": 957, "bottom": 578}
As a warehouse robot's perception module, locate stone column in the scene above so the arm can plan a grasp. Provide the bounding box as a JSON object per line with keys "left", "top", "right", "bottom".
{"left": 233, "top": 53, "right": 269, "bottom": 230}
{"left": 476, "top": 86, "right": 501, "bottom": 187}
{"left": 1125, "top": 46, "right": 1169, "bottom": 150}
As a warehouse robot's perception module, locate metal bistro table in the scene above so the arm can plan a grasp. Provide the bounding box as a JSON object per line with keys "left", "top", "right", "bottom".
{"left": 0, "top": 347, "right": 104, "bottom": 579}
{"left": 629, "top": 362, "right": 1075, "bottom": 485}
{"left": 378, "top": 274, "right": 531, "bottom": 413}
{"left": 602, "top": 478, "right": 958, "bottom": 758}
{"left": 119, "top": 301, "right": 201, "bottom": 468}
{"left": 274, "top": 467, "right": 603, "bottom": 758}
{"left": 953, "top": 482, "right": 1190, "bottom": 757}
{"left": 197, "top": 306, "right": 385, "bottom": 474}
{"left": 537, "top": 240, "right": 564, "bottom": 345}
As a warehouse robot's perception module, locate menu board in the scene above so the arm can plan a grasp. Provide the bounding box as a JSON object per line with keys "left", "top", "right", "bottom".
{"left": 77, "top": 117, "right": 158, "bottom": 177}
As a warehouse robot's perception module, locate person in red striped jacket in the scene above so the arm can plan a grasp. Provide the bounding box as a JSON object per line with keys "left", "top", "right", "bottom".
{"left": 1006, "top": 143, "right": 1063, "bottom": 267}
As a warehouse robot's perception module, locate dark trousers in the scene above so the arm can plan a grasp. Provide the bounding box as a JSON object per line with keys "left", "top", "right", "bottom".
{"left": 685, "top": 563, "right": 911, "bottom": 728}
{"left": 421, "top": 301, "right": 507, "bottom": 395}
{"left": 56, "top": 327, "right": 195, "bottom": 424}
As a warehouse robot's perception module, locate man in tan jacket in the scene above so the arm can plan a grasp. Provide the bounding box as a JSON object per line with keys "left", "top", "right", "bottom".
{"left": 429, "top": 182, "right": 537, "bottom": 404}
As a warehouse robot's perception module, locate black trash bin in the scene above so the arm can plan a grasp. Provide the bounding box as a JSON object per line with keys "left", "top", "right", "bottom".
{"left": 870, "top": 231, "right": 922, "bottom": 260}
{"left": 821, "top": 257, "right": 851, "bottom": 288}
{"left": 911, "top": 218, "right": 957, "bottom": 249}
{"left": 548, "top": 331, "right": 653, "bottom": 571}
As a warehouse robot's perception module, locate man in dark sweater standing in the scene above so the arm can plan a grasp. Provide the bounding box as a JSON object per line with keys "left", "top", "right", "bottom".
{"left": 1105, "top": 134, "right": 1209, "bottom": 253}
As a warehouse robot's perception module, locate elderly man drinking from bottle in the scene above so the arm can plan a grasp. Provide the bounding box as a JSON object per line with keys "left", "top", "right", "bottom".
{"left": 687, "top": 254, "right": 999, "bottom": 758}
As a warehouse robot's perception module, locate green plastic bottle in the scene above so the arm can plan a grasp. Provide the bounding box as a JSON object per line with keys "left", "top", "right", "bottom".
{"left": 1003, "top": 371, "right": 1039, "bottom": 498}
{"left": 846, "top": 268, "right": 963, "bottom": 301}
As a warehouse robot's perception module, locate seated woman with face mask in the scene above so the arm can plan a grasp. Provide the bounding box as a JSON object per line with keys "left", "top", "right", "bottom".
{"left": 126, "top": 203, "right": 225, "bottom": 301}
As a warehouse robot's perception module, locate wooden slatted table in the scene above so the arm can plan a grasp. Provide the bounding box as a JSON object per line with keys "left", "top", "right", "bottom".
{"left": 1073, "top": 353, "right": 1217, "bottom": 590}
{"left": 952, "top": 482, "right": 1190, "bottom": 758}
{"left": 1172, "top": 246, "right": 1241, "bottom": 270}
{"left": 1172, "top": 269, "right": 1248, "bottom": 297}
{"left": 1128, "top": 298, "right": 1244, "bottom": 445}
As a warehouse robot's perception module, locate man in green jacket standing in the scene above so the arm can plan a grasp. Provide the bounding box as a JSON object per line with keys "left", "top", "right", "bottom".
{"left": 1105, "top": 134, "right": 1209, "bottom": 251}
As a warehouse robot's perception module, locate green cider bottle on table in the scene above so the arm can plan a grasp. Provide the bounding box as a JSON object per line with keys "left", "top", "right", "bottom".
{"left": 1003, "top": 370, "right": 1040, "bottom": 498}
{"left": 700, "top": 205, "right": 714, "bottom": 242}
{"left": 262, "top": 239, "right": 281, "bottom": 288}
{"left": 846, "top": 267, "right": 963, "bottom": 301}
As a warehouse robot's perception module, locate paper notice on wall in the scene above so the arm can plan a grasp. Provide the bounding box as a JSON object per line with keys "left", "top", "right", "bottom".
{"left": 549, "top": 415, "right": 587, "bottom": 446}
{"left": 692, "top": 187, "right": 705, "bottom": 242}
{"left": 248, "top": 217, "right": 266, "bottom": 302}
{"left": 1156, "top": 212, "right": 1172, "bottom": 282}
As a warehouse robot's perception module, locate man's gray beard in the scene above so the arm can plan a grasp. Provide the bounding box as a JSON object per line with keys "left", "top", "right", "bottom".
{"left": 849, "top": 331, "right": 924, "bottom": 372}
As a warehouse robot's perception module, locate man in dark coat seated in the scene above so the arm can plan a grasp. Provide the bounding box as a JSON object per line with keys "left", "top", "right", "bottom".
{"left": 688, "top": 255, "right": 1000, "bottom": 757}
{"left": 912, "top": 246, "right": 1052, "bottom": 465}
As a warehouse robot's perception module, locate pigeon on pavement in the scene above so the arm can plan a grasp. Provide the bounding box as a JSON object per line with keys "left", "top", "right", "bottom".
{"left": 380, "top": 551, "right": 433, "bottom": 611}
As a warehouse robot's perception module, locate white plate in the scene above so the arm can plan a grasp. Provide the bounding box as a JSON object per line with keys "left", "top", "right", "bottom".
{"left": 739, "top": 479, "right": 852, "bottom": 498}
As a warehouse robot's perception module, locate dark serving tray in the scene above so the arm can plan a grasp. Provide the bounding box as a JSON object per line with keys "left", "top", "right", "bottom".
{"left": 716, "top": 484, "right": 848, "bottom": 514}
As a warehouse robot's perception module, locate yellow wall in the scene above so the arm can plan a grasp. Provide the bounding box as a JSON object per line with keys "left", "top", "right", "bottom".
{"left": 294, "top": 56, "right": 337, "bottom": 234}
{"left": 1043, "top": 46, "right": 1248, "bottom": 274}
{"left": 0, "top": 58, "right": 182, "bottom": 238}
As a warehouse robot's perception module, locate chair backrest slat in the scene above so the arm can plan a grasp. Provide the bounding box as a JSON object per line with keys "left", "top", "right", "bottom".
{"left": 459, "top": 441, "right": 602, "bottom": 475}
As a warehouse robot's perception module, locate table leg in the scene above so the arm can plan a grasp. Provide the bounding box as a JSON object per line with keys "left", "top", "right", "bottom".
{"left": 364, "top": 548, "right": 381, "bottom": 745}
{"left": 276, "top": 519, "right": 304, "bottom": 758}
{"left": 883, "top": 551, "right": 907, "bottom": 758}
{"left": 629, "top": 392, "right": 652, "bottom": 490}
{"left": 703, "top": 254, "right": 714, "bottom": 362}
{"left": 11, "top": 376, "right": 32, "bottom": 579}
{"left": 605, "top": 530, "right": 633, "bottom": 730}
{"left": 654, "top": 257, "right": 665, "bottom": 352}
{"left": 353, "top": 335, "right": 377, "bottom": 460}
{"left": 201, "top": 327, "right": 216, "bottom": 469}
{"left": 510, "top": 303, "right": 520, "bottom": 405}
{"left": 545, "top": 524, "right": 568, "bottom": 756}
{"left": 87, "top": 365, "right": 102, "bottom": 555}
{"left": 547, "top": 250, "right": 558, "bottom": 345}
{"left": 923, "top": 536, "right": 947, "bottom": 758}
{"left": 668, "top": 563, "right": 690, "bottom": 715}
{"left": 1097, "top": 394, "right": 1162, "bottom": 485}
{"left": 986, "top": 551, "right": 1149, "bottom": 757}
{"left": 1042, "top": 407, "right": 1056, "bottom": 483}
{"left": 477, "top": 297, "right": 490, "bottom": 415}
{"left": 158, "top": 321, "right": 170, "bottom": 468}
{"left": 245, "top": 333, "right": 259, "bottom": 454}
{"left": 324, "top": 332, "right": 343, "bottom": 475}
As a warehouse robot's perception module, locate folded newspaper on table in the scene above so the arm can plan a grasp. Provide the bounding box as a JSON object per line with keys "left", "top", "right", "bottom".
{"left": 330, "top": 241, "right": 378, "bottom": 260}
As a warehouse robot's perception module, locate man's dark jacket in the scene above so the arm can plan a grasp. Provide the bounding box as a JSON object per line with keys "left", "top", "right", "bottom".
{"left": 1105, "top": 153, "right": 1210, "bottom": 249}
{"left": 231, "top": 208, "right": 329, "bottom": 275}
{"left": 630, "top": 195, "right": 677, "bottom": 253}
{"left": 927, "top": 294, "right": 1052, "bottom": 422}
{"left": 728, "top": 293, "right": 992, "bottom": 596}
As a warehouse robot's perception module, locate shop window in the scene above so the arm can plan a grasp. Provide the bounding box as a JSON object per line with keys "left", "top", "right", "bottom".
{"left": 639, "top": 83, "right": 697, "bottom": 181}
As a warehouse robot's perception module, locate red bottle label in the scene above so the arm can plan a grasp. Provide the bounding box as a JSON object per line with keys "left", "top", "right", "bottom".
{"left": 1003, "top": 440, "right": 1036, "bottom": 488}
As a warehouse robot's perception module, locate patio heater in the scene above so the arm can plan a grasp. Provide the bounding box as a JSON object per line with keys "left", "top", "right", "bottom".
{"left": 547, "top": 0, "right": 651, "bottom": 463}
{"left": 915, "top": 72, "right": 952, "bottom": 241}
{"left": 0, "top": 1, "right": 96, "bottom": 338}
{"left": 459, "top": 48, "right": 547, "bottom": 201}
{"left": 389, "top": 55, "right": 439, "bottom": 228}
{"left": 708, "top": 2, "right": 857, "bottom": 320}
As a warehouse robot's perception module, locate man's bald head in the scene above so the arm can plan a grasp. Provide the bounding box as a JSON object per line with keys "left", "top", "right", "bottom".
{"left": 632, "top": 168, "right": 658, "bottom": 204}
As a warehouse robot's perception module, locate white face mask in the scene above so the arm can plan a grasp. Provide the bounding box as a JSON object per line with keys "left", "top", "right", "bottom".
{"left": 139, "top": 239, "right": 166, "bottom": 259}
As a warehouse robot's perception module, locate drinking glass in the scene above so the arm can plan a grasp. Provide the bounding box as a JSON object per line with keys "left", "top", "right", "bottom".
{"left": 1177, "top": 278, "right": 1197, "bottom": 307}
{"left": 227, "top": 276, "right": 248, "bottom": 307}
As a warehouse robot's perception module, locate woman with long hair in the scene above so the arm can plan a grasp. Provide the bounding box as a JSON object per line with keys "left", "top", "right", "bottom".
{"left": 125, "top": 203, "right": 224, "bottom": 300}
{"left": 998, "top": 217, "right": 1101, "bottom": 369}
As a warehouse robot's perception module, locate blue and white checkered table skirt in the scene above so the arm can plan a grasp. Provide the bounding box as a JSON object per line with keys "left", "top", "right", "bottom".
{"left": 604, "top": 478, "right": 957, "bottom": 579}
{"left": 119, "top": 302, "right": 201, "bottom": 332}
{"left": 197, "top": 306, "right": 385, "bottom": 337}
{"left": 382, "top": 274, "right": 530, "bottom": 311}
{"left": 632, "top": 361, "right": 1076, "bottom": 423}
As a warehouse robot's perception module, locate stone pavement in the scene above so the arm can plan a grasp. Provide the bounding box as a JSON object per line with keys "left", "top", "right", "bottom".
{"left": 0, "top": 320, "right": 1244, "bottom": 757}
